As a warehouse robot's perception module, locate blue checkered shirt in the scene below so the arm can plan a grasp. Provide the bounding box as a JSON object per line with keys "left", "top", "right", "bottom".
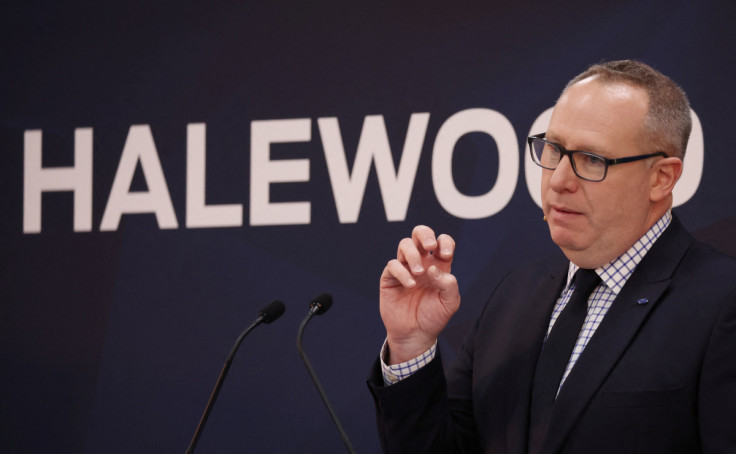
{"left": 381, "top": 211, "right": 672, "bottom": 387}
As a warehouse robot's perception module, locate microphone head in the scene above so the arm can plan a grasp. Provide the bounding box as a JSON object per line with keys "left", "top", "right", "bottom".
{"left": 259, "top": 300, "right": 285, "bottom": 323}
{"left": 309, "top": 293, "right": 333, "bottom": 315}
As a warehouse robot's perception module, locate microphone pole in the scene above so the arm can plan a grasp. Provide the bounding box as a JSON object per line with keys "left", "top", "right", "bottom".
{"left": 186, "top": 300, "right": 285, "bottom": 454}
{"left": 296, "top": 293, "right": 356, "bottom": 454}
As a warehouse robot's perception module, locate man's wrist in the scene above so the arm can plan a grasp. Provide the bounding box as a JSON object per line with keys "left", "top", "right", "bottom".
{"left": 385, "top": 335, "right": 438, "bottom": 365}
{"left": 380, "top": 339, "right": 437, "bottom": 385}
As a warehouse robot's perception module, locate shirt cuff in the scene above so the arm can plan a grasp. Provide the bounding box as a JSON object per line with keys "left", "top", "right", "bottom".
{"left": 380, "top": 339, "right": 437, "bottom": 385}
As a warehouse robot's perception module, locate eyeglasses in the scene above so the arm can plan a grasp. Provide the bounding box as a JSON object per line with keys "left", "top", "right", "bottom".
{"left": 527, "top": 133, "right": 668, "bottom": 182}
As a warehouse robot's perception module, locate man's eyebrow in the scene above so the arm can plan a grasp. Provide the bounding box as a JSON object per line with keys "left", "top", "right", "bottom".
{"left": 545, "top": 134, "right": 608, "bottom": 156}
{"left": 544, "top": 133, "right": 562, "bottom": 144}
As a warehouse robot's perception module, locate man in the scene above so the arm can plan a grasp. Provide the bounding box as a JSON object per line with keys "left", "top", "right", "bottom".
{"left": 367, "top": 60, "right": 736, "bottom": 453}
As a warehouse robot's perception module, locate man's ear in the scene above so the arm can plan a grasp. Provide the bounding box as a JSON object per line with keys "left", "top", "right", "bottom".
{"left": 650, "top": 157, "right": 683, "bottom": 202}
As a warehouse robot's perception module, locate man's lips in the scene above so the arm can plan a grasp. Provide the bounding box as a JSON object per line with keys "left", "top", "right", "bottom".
{"left": 550, "top": 205, "right": 583, "bottom": 216}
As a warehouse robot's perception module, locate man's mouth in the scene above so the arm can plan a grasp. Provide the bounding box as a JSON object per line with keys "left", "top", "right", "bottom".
{"left": 550, "top": 205, "right": 583, "bottom": 217}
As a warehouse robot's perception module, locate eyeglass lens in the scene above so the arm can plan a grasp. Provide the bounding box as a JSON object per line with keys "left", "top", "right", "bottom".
{"left": 531, "top": 139, "right": 606, "bottom": 181}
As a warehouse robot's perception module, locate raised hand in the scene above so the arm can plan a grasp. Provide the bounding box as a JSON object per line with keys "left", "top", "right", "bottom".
{"left": 379, "top": 225, "right": 461, "bottom": 364}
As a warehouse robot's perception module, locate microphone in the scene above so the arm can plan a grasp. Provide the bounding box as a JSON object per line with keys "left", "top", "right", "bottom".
{"left": 186, "top": 300, "right": 285, "bottom": 454}
{"left": 296, "top": 293, "right": 356, "bottom": 454}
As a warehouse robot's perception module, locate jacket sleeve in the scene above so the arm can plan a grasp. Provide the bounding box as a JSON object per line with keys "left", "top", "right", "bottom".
{"left": 698, "top": 286, "right": 736, "bottom": 453}
{"left": 366, "top": 347, "right": 481, "bottom": 453}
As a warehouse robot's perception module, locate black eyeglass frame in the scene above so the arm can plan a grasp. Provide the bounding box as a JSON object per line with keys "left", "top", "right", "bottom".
{"left": 527, "top": 132, "right": 668, "bottom": 182}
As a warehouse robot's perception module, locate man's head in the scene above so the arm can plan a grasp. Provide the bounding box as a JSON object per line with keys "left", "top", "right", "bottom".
{"left": 541, "top": 60, "right": 689, "bottom": 268}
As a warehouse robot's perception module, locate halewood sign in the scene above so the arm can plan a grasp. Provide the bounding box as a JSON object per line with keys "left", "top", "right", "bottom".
{"left": 22, "top": 108, "right": 703, "bottom": 233}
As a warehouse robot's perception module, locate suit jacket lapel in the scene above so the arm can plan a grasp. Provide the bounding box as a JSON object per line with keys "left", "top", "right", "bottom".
{"left": 539, "top": 217, "right": 694, "bottom": 454}
{"left": 503, "top": 262, "right": 568, "bottom": 454}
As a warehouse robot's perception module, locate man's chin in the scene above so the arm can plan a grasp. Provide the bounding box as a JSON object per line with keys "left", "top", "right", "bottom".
{"left": 549, "top": 226, "right": 586, "bottom": 252}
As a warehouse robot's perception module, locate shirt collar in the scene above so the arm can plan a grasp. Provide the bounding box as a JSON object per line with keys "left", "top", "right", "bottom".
{"left": 566, "top": 210, "right": 672, "bottom": 295}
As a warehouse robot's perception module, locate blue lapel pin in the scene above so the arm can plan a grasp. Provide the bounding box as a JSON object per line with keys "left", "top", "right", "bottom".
{"left": 636, "top": 298, "right": 649, "bottom": 305}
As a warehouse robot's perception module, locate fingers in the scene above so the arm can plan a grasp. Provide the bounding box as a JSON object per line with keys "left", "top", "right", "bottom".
{"left": 413, "top": 226, "right": 455, "bottom": 261}
{"left": 397, "top": 237, "right": 426, "bottom": 274}
{"left": 397, "top": 225, "right": 455, "bottom": 271}
{"left": 385, "top": 225, "right": 457, "bottom": 291}
{"left": 396, "top": 225, "right": 434, "bottom": 275}
{"left": 411, "top": 225, "right": 438, "bottom": 254}
{"left": 382, "top": 259, "right": 417, "bottom": 288}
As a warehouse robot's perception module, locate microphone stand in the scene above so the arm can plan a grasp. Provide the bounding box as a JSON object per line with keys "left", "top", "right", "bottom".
{"left": 297, "top": 306, "right": 356, "bottom": 454}
{"left": 186, "top": 300, "right": 284, "bottom": 454}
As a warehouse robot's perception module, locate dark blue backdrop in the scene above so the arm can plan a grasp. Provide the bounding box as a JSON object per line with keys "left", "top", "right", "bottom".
{"left": 2, "top": 1, "right": 735, "bottom": 452}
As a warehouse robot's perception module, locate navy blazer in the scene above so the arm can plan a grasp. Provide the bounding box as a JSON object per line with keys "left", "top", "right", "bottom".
{"left": 368, "top": 217, "right": 736, "bottom": 453}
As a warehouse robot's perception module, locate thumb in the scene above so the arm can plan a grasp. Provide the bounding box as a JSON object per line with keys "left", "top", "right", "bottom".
{"left": 428, "top": 265, "right": 461, "bottom": 311}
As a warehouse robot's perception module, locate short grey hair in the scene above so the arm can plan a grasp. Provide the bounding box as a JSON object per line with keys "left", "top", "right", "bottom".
{"left": 563, "top": 60, "right": 692, "bottom": 159}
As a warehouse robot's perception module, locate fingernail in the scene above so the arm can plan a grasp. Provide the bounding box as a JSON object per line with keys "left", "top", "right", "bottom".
{"left": 407, "top": 278, "right": 416, "bottom": 287}
{"left": 441, "top": 248, "right": 451, "bottom": 255}
{"left": 413, "top": 264, "right": 424, "bottom": 273}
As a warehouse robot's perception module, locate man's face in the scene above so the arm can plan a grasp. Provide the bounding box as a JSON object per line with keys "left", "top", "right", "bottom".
{"left": 542, "top": 77, "right": 659, "bottom": 268}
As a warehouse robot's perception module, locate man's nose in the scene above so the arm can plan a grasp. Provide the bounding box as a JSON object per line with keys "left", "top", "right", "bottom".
{"left": 548, "top": 155, "right": 579, "bottom": 190}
